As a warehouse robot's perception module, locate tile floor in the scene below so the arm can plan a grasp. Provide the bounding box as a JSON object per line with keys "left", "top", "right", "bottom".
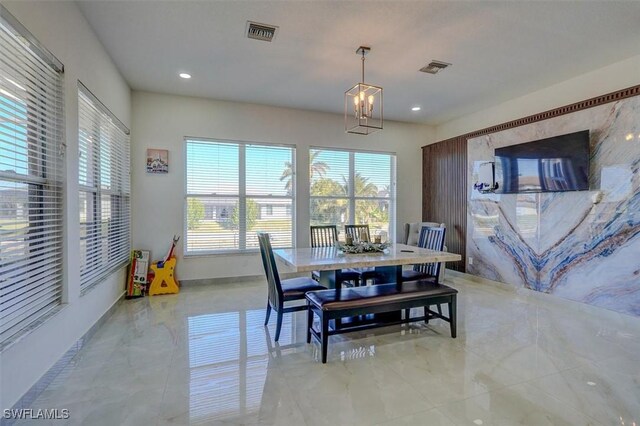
{"left": 15, "top": 273, "right": 640, "bottom": 425}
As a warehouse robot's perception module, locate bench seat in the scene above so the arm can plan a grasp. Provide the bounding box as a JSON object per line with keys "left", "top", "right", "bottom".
{"left": 305, "top": 280, "right": 458, "bottom": 363}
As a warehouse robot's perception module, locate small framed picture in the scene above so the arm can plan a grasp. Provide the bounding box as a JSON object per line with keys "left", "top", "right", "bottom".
{"left": 146, "top": 149, "right": 168, "bottom": 174}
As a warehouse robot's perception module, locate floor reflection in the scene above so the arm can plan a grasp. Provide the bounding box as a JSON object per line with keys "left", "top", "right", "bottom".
{"left": 185, "top": 309, "right": 295, "bottom": 423}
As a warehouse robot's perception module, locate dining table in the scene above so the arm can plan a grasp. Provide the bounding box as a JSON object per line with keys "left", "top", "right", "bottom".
{"left": 273, "top": 243, "right": 462, "bottom": 289}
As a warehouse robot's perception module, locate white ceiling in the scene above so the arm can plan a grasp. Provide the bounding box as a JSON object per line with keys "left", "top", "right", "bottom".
{"left": 77, "top": 1, "right": 640, "bottom": 125}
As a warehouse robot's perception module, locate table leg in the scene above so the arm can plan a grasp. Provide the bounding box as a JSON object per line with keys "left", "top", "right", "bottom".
{"left": 373, "top": 265, "right": 402, "bottom": 285}
{"left": 318, "top": 269, "right": 339, "bottom": 289}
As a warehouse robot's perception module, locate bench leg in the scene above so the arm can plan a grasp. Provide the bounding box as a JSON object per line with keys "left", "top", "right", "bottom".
{"left": 306, "top": 304, "right": 313, "bottom": 344}
{"left": 449, "top": 295, "right": 457, "bottom": 338}
{"left": 321, "top": 313, "right": 329, "bottom": 364}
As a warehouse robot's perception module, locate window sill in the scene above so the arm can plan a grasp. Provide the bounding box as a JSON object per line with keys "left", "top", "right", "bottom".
{"left": 0, "top": 304, "right": 68, "bottom": 353}
{"left": 183, "top": 249, "right": 262, "bottom": 258}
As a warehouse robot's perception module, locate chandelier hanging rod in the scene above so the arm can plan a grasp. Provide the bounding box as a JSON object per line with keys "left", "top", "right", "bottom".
{"left": 356, "top": 46, "right": 370, "bottom": 83}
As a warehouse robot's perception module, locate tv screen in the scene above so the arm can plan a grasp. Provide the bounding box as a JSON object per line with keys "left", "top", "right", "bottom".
{"left": 495, "top": 130, "right": 590, "bottom": 194}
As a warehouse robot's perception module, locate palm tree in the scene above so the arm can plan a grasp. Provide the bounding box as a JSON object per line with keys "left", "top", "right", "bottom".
{"left": 280, "top": 150, "right": 329, "bottom": 195}
{"left": 343, "top": 172, "right": 379, "bottom": 197}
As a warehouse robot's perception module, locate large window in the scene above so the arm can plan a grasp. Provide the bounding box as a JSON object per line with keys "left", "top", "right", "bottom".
{"left": 78, "top": 83, "right": 130, "bottom": 291}
{"left": 0, "top": 8, "right": 64, "bottom": 345}
{"left": 310, "top": 148, "right": 395, "bottom": 241}
{"left": 185, "top": 139, "right": 295, "bottom": 254}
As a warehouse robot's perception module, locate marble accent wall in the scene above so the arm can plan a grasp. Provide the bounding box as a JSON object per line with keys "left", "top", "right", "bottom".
{"left": 467, "top": 95, "right": 640, "bottom": 316}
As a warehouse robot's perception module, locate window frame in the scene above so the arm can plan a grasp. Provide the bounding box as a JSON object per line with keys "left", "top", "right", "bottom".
{"left": 77, "top": 82, "right": 131, "bottom": 294}
{"left": 183, "top": 137, "right": 296, "bottom": 256}
{"left": 0, "top": 4, "right": 65, "bottom": 347}
{"left": 309, "top": 146, "right": 396, "bottom": 242}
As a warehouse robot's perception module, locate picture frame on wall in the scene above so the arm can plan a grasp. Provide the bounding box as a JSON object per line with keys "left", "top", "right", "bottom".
{"left": 146, "top": 149, "right": 169, "bottom": 174}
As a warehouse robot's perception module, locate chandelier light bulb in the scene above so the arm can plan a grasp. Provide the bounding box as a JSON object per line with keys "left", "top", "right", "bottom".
{"left": 359, "top": 91, "right": 365, "bottom": 101}
{"left": 354, "top": 96, "right": 359, "bottom": 105}
{"left": 368, "top": 95, "right": 374, "bottom": 105}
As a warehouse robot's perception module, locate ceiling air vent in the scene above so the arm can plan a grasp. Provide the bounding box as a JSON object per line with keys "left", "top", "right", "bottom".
{"left": 419, "top": 60, "right": 452, "bottom": 75}
{"left": 246, "top": 21, "right": 278, "bottom": 42}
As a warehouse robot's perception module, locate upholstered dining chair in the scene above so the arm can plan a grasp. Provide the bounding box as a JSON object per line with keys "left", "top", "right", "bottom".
{"left": 402, "top": 225, "right": 446, "bottom": 283}
{"left": 257, "top": 232, "right": 326, "bottom": 341}
{"left": 310, "top": 225, "right": 360, "bottom": 287}
{"left": 404, "top": 221, "right": 447, "bottom": 282}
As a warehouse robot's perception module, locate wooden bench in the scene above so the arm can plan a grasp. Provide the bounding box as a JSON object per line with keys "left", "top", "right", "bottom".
{"left": 305, "top": 280, "right": 458, "bottom": 363}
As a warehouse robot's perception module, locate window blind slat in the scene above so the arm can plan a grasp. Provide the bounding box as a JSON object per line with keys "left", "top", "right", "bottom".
{"left": 185, "top": 139, "right": 295, "bottom": 254}
{"left": 77, "top": 85, "right": 130, "bottom": 291}
{"left": 0, "top": 12, "right": 63, "bottom": 346}
{"left": 309, "top": 148, "right": 395, "bottom": 242}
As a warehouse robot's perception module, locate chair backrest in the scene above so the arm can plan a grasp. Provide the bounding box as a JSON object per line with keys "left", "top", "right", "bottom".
{"left": 257, "top": 232, "right": 283, "bottom": 308}
{"left": 404, "top": 222, "right": 444, "bottom": 246}
{"left": 310, "top": 225, "right": 338, "bottom": 248}
{"left": 344, "top": 224, "right": 371, "bottom": 242}
{"left": 413, "top": 226, "right": 446, "bottom": 281}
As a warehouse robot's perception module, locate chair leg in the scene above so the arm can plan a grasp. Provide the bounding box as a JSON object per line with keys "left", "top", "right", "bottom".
{"left": 404, "top": 308, "right": 411, "bottom": 320}
{"left": 449, "top": 296, "right": 457, "bottom": 338}
{"left": 275, "top": 306, "right": 284, "bottom": 342}
{"left": 321, "top": 313, "right": 329, "bottom": 364}
{"left": 264, "top": 302, "right": 272, "bottom": 326}
{"left": 437, "top": 304, "right": 442, "bottom": 316}
{"left": 306, "top": 304, "right": 313, "bottom": 344}
{"left": 424, "top": 305, "right": 430, "bottom": 324}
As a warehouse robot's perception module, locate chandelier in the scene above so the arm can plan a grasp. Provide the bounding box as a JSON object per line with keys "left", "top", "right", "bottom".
{"left": 345, "top": 46, "right": 383, "bottom": 135}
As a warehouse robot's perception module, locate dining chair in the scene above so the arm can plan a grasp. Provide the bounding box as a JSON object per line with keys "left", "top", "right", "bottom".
{"left": 402, "top": 225, "right": 446, "bottom": 283}
{"left": 344, "top": 224, "right": 386, "bottom": 285}
{"left": 344, "top": 224, "right": 371, "bottom": 242}
{"left": 402, "top": 225, "right": 447, "bottom": 321}
{"left": 310, "top": 225, "right": 360, "bottom": 287}
{"left": 257, "top": 232, "right": 326, "bottom": 341}
{"left": 404, "top": 221, "right": 447, "bottom": 282}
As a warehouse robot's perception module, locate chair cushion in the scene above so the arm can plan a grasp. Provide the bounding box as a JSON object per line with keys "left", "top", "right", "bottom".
{"left": 281, "top": 277, "right": 327, "bottom": 300}
{"left": 312, "top": 270, "right": 360, "bottom": 282}
{"left": 306, "top": 280, "right": 457, "bottom": 311}
{"left": 402, "top": 270, "right": 436, "bottom": 281}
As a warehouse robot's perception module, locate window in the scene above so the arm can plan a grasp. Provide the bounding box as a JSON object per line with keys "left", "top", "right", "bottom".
{"left": 0, "top": 8, "right": 64, "bottom": 345}
{"left": 78, "top": 83, "right": 130, "bottom": 291}
{"left": 185, "top": 139, "right": 295, "bottom": 254}
{"left": 310, "top": 148, "right": 395, "bottom": 241}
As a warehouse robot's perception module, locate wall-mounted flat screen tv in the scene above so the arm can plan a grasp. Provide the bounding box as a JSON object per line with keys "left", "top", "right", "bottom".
{"left": 495, "top": 130, "right": 590, "bottom": 194}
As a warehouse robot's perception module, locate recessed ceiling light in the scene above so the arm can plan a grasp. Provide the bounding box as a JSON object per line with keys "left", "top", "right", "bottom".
{"left": 412, "top": 106, "right": 421, "bottom": 111}
{"left": 179, "top": 73, "right": 191, "bottom": 79}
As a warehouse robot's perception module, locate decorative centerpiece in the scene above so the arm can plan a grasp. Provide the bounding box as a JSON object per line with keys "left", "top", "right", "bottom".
{"left": 337, "top": 241, "right": 390, "bottom": 254}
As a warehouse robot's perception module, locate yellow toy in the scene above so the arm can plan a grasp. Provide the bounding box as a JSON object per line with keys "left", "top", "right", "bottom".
{"left": 148, "top": 235, "right": 180, "bottom": 296}
{"left": 148, "top": 257, "right": 179, "bottom": 295}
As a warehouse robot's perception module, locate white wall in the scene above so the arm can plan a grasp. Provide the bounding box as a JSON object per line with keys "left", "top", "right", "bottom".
{"left": 131, "top": 91, "right": 433, "bottom": 281}
{"left": 435, "top": 54, "right": 640, "bottom": 141}
{"left": 0, "top": 1, "right": 130, "bottom": 409}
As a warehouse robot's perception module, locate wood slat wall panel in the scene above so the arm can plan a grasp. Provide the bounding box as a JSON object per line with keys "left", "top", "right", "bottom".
{"left": 422, "top": 137, "right": 467, "bottom": 272}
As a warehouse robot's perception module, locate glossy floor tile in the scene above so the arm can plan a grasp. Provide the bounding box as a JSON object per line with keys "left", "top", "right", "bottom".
{"left": 15, "top": 273, "right": 640, "bottom": 426}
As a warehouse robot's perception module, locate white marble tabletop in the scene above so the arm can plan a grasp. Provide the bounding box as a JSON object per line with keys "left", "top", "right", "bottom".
{"left": 273, "top": 244, "right": 461, "bottom": 273}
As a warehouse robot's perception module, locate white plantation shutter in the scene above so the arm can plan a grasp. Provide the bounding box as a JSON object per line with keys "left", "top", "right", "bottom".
{"left": 309, "top": 148, "right": 395, "bottom": 241}
{"left": 0, "top": 7, "right": 64, "bottom": 345}
{"left": 185, "top": 138, "right": 295, "bottom": 254}
{"left": 78, "top": 83, "right": 130, "bottom": 291}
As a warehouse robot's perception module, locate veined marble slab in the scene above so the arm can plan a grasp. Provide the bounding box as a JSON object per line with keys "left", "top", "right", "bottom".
{"left": 274, "top": 244, "right": 461, "bottom": 273}
{"left": 467, "top": 95, "right": 640, "bottom": 316}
